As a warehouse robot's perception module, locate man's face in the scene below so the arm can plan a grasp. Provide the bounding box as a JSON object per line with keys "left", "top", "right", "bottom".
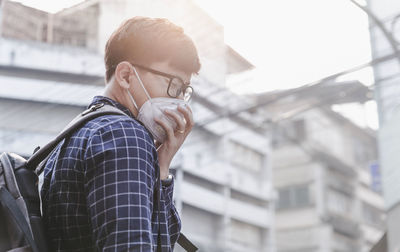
{"left": 129, "top": 60, "right": 192, "bottom": 109}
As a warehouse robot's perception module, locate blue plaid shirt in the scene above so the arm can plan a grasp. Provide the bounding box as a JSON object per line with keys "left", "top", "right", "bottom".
{"left": 41, "top": 96, "right": 181, "bottom": 252}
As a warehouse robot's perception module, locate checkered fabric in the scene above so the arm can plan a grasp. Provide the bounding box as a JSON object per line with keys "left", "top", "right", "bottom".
{"left": 41, "top": 96, "right": 181, "bottom": 252}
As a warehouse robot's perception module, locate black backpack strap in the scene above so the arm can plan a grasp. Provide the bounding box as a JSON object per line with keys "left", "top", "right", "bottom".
{"left": 27, "top": 103, "right": 127, "bottom": 172}
{"left": 178, "top": 233, "right": 198, "bottom": 251}
{"left": 0, "top": 186, "right": 39, "bottom": 252}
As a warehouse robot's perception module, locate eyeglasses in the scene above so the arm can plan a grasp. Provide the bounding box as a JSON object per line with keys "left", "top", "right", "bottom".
{"left": 130, "top": 63, "right": 194, "bottom": 102}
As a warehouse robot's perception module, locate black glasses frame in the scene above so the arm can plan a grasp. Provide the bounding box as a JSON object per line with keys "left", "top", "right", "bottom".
{"left": 129, "top": 63, "right": 194, "bottom": 101}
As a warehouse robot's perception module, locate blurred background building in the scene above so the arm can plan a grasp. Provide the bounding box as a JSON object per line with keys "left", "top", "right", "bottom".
{"left": 253, "top": 82, "right": 385, "bottom": 252}
{"left": 368, "top": 0, "right": 400, "bottom": 251}
{"left": 0, "top": 0, "right": 275, "bottom": 251}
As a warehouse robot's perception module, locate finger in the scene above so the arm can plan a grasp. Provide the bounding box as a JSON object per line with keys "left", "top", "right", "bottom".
{"left": 164, "top": 109, "right": 186, "bottom": 133}
{"left": 185, "top": 103, "right": 193, "bottom": 114}
{"left": 177, "top": 105, "right": 194, "bottom": 129}
{"left": 154, "top": 117, "right": 175, "bottom": 141}
{"left": 177, "top": 105, "right": 192, "bottom": 126}
{"left": 185, "top": 104, "right": 194, "bottom": 125}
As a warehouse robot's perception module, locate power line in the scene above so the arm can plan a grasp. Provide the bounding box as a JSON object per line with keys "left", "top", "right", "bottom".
{"left": 196, "top": 51, "right": 400, "bottom": 128}
{"left": 195, "top": 65, "right": 400, "bottom": 136}
{"left": 390, "top": 13, "right": 400, "bottom": 44}
{"left": 271, "top": 82, "right": 369, "bottom": 124}
{"left": 191, "top": 0, "right": 400, "bottom": 132}
{"left": 216, "top": 3, "right": 400, "bottom": 95}
{"left": 349, "top": 0, "right": 400, "bottom": 65}
{"left": 193, "top": 0, "right": 400, "bottom": 130}
{"left": 191, "top": 0, "right": 400, "bottom": 135}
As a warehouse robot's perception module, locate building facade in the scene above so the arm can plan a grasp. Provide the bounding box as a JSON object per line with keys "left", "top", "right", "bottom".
{"left": 0, "top": 1, "right": 275, "bottom": 251}
{"left": 254, "top": 84, "right": 385, "bottom": 252}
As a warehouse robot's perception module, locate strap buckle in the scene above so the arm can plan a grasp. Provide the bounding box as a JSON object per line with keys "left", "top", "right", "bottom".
{"left": 81, "top": 103, "right": 105, "bottom": 116}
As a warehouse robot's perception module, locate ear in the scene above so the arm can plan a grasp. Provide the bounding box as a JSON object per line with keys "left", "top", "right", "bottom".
{"left": 115, "top": 61, "right": 133, "bottom": 89}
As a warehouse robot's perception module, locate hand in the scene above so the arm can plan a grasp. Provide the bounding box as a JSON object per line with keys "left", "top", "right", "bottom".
{"left": 154, "top": 104, "right": 194, "bottom": 180}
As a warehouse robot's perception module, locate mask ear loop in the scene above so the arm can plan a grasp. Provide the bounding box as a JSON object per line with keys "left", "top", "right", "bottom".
{"left": 126, "top": 89, "right": 139, "bottom": 111}
{"left": 126, "top": 65, "right": 152, "bottom": 111}
{"left": 131, "top": 65, "right": 152, "bottom": 101}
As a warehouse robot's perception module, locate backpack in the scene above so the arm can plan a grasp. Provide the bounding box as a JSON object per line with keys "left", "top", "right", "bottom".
{"left": 0, "top": 103, "right": 197, "bottom": 252}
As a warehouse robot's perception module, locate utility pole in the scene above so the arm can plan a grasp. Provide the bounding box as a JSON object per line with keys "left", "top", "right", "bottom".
{"left": 359, "top": 0, "right": 400, "bottom": 251}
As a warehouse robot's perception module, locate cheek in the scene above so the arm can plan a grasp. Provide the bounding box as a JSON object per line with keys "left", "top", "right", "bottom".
{"left": 145, "top": 76, "right": 169, "bottom": 98}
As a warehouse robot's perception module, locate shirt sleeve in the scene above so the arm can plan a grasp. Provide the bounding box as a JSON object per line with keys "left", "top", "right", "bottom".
{"left": 83, "top": 120, "right": 156, "bottom": 251}
{"left": 161, "top": 180, "right": 182, "bottom": 249}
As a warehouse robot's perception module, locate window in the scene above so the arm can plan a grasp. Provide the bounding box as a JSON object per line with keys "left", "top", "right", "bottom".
{"left": 290, "top": 119, "right": 307, "bottom": 141}
{"left": 272, "top": 119, "right": 307, "bottom": 147}
{"left": 230, "top": 219, "right": 262, "bottom": 248}
{"left": 353, "top": 137, "right": 376, "bottom": 165}
{"left": 41, "top": 23, "right": 48, "bottom": 42}
{"left": 278, "top": 188, "right": 291, "bottom": 209}
{"left": 362, "top": 202, "right": 384, "bottom": 227}
{"left": 227, "top": 140, "right": 264, "bottom": 172}
{"left": 295, "top": 186, "right": 310, "bottom": 207}
{"left": 277, "top": 184, "right": 311, "bottom": 210}
{"left": 327, "top": 190, "right": 353, "bottom": 216}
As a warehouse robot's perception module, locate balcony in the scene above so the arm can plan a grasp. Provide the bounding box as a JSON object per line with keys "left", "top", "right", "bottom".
{"left": 328, "top": 214, "right": 360, "bottom": 239}
{"left": 179, "top": 181, "right": 271, "bottom": 228}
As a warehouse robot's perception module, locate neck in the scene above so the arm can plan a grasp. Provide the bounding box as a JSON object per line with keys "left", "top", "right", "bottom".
{"left": 103, "top": 79, "right": 139, "bottom": 117}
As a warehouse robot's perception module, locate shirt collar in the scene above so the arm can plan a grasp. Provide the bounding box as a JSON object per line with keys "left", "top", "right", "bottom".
{"left": 89, "top": 96, "right": 135, "bottom": 118}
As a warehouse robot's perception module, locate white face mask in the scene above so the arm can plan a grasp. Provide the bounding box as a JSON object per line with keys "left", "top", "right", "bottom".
{"left": 126, "top": 65, "right": 189, "bottom": 143}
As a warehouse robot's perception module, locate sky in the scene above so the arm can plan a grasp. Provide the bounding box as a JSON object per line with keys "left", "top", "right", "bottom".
{"left": 12, "top": 0, "right": 378, "bottom": 128}
{"left": 195, "top": 0, "right": 374, "bottom": 90}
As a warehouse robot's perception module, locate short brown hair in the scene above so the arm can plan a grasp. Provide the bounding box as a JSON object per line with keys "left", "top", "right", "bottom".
{"left": 104, "top": 16, "right": 201, "bottom": 82}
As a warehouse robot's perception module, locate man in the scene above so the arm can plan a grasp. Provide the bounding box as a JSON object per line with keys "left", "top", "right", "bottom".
{"left": 41, "top": 16, "right": 201, "bottom": 251}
